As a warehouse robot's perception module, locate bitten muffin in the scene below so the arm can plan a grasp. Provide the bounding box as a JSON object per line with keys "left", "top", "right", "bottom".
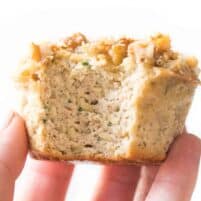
{"left": 15, "top": 33, "right": 200, "bottom": 164}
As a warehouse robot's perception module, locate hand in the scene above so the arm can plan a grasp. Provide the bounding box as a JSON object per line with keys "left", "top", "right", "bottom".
{"left": 0, "top": 113, "right": 200, "bottom": 201}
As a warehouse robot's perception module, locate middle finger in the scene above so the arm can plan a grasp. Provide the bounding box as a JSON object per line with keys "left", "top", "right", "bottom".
{"left": 92, "top": 164, "right": 141, "bottom": 201}
{"left": 14, "top": 158, "right": 74, "bottom": 201}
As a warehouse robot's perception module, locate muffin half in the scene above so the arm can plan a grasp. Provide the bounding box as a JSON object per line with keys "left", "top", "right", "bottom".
{"left": 15, "top": 33, "right": 200, "bottom": 163}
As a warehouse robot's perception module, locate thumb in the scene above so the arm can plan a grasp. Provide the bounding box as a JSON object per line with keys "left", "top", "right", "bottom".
{"left": 0, "top": 112, "right": 28, "bottom": 201}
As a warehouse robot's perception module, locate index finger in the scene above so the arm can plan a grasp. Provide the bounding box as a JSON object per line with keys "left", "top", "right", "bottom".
{"left": 146, "top": 134, "right": 201, "bottom": 201}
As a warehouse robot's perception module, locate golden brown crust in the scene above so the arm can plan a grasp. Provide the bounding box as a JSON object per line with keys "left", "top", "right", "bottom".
{"left": 155, "top": 68, "right": 200, "bottom": 85}
{"left": 30, "top": 149, "right": 162, "bottom": 165}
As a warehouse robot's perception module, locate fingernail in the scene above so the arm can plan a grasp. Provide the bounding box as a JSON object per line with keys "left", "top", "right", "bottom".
{"left": 0, "top": 111, "right": 15, "bottom": 130}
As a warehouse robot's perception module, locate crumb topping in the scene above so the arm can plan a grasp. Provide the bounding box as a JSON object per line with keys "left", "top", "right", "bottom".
{"left": 17, "top": 33, "right": 200, "bottom": 84}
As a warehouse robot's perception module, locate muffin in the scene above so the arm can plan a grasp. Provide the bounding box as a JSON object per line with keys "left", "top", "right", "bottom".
{"left": 15, "top": 33, "right": 200, "bottom": 164}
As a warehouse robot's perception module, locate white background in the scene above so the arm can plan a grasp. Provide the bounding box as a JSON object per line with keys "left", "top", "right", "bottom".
{"left": 0, "top": 1, "right": 200, "bottom": 200}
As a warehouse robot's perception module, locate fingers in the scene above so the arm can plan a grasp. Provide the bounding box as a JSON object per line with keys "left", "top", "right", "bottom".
{"left": 14, "top": 158, "right": 74, "bottom": 201}
{"left": 146, "top": 134, "right": 201, "bottom": 201}
{"left": 0, "top": 111, "right": 15, "bottom": 130}
{"left": 133, "top": 166, "right": 159, "bottom": 201}
{"left": 92, "top": 165, "right": 141, "bottom": 201}
{"left": 0, "top": 112, "right": 28, "bottom": 201}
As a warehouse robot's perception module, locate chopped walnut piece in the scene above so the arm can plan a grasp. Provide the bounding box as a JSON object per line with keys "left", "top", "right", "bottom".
{"left": 51, "top": 45, "right": 59, "bottom": 52}
{"left": 110, "top": 43, "right": 127, "bottom": 65}
{"left": 129, "top": 41, "right": 154, "bottom": 67}
{"left": 30, "top": 43, "right": 41, "bottom": 61}
{"left": 88, "top": 40, "right": 112, "bottom": 56}
{"left": 185, "top": 56, "right": 198, "bottom": 68}
{"left": 64, "top": 33, "right": 87, "bottom": 50}
{"left": 118, "top": 37, "right": 134, "bottom": 47}
{"left": 154, "top": 50, "right": 178, "bottom": 67}
{"left": 110, "top": 38, "right": 134, "bottom": 65}
{"left": 32, "top": 73, "right": 40, "bottom": 81}
{"left": 152, "top": 34, "right": 171, "bottom": 53}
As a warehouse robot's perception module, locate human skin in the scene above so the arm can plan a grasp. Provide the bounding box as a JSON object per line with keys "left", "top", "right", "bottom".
{"left": 0, "top": 112, "right": 200, "bottom": 201}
